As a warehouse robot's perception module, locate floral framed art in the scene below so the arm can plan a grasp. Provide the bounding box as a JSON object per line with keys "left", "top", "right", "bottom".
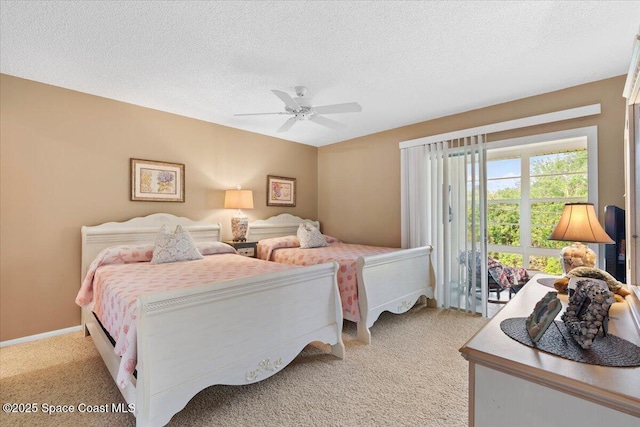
{"left": 267, "top": 175, "right": 296, "bottom": 207}
{"left": 130, "top": 158, "right": 185, "bottom": 202}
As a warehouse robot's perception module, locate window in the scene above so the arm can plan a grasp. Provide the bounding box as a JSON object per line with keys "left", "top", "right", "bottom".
{"left": 486, "top": 129, "right": 596, "bottom": 275}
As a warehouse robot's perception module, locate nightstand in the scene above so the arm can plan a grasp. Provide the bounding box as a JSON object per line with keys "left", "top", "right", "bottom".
{"left": 224, "top": 240, "right": 258, "bottom": 258}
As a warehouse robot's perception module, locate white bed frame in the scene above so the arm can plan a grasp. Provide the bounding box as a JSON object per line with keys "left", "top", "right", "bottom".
{"left": 80, "top": 213, "right": 344, "bottom": 426}
{"left": 248, "top": 213, "right": 434, "bottom": 344}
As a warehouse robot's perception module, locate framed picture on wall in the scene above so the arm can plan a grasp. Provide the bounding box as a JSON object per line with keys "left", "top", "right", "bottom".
{"left": 267, "top": 175, "right": 296, "bottom": 207}
{"left": 130, "top": 158, "right": 185, "bottom": 202}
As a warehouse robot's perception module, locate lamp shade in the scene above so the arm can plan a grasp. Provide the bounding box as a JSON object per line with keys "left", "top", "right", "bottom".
{"left": 224, "top": 189, "right": 254, "bottom": 210}
{"left": 548, "top": 203, "right": 613, "bottom": 244}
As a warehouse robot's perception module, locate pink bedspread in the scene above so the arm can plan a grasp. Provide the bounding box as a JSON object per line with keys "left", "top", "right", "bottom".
{"left": 79, "top": 251, "right": 296, "bottom": 389}
{"left": 257, "top": 241, "right": 398, "bottom": 322}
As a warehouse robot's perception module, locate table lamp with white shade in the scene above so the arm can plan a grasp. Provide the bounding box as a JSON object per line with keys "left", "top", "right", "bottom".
{"left": 224, "top": 186, "right": 254, "bottom": 242}
{"left": 548, "top": 202, "right": 614, "bottom": 274}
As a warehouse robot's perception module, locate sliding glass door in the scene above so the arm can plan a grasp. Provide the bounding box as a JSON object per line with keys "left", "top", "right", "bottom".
{"left": 400, "top": 114, "right": 600, "bottom": 318}
{"left": 447, "top": 143, "right": 487, "bottom": 314}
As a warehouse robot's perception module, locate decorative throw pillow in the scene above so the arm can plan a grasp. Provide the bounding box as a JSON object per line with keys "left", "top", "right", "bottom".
{"left": 150, "top": 225, "right": 204, "bottom": 264}
{"left": 297, "top": 223, "right": 328, "bottom": 249}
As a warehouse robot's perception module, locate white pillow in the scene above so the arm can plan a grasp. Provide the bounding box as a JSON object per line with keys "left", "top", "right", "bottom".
{"left": 197, "top": 241, "right": 237, "bottom": 256}
{"left": 297, "top": 223, "right": 328, "bottom": 249}
{"left": 151, "top": 225, "right": 204, "bottom": 264}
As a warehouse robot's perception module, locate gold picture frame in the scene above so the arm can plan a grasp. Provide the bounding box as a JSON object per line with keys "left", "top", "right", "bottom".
{"left": 266, "top": 175, "right": 296, "bottom": 207}
{"left": 130, "top": 158, "right": 185, "bottom": 202}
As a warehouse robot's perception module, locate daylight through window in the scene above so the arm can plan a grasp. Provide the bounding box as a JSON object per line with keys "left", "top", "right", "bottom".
{"left": 484, "top": 137, "right": 589, "bottom": 275}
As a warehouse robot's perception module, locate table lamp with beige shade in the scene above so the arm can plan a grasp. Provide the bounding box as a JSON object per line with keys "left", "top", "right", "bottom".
{"left": 224, "top": 186, "right": 254, "bottom": 242}
{"left": 548, "top": 203, "right": 614, "bottom": 274}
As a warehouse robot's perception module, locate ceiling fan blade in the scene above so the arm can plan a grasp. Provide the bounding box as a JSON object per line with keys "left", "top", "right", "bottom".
{"left": 234, "top": 112, "right": 288, "bottom": 116}
{"left": 309, "top": 114, "right": 347, "bottom": 130}
{"left": 277, "top": 117, "right": 297, "bottom": 133}
{"left": 272, "top": 90, "right": 301, "bottom": 111}
{"left": 312, "top": 102, "right": 362, "bottom": 115}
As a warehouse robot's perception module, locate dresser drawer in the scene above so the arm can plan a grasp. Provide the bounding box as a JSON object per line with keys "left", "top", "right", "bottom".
{"left": 224, "top": 241, "right": 257, "bottom": 258}
{"left": 237, "top": 246, "right": 255, "bottom": 257}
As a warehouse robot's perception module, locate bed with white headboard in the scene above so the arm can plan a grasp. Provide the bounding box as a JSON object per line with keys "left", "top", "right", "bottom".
{"left": 248, "top": 214, "right": 433, "bottom": 344}
{"left": 79, "top": 213, "right": 344, "bottom": 427}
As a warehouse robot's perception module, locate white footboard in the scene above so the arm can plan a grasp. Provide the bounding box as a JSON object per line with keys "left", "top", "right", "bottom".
{"left": 86, "top": 262, "right": 344, "bottom": 427}
{"left": 356, "top": 246, "right": 433, "bottom": 344}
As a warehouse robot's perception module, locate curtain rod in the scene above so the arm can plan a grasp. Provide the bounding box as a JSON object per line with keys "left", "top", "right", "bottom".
{"left": 399, "top": 104, "right": 601, "bottom": 150}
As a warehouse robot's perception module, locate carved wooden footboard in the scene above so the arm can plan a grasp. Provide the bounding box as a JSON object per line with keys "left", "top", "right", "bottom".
{"left": 356, "top": 246, "right": 433, "bottom": 344}
{"left": 248, "top": 214, "right": 434, "bottom": 344}
{"left": 137, "top": 262, "right": 343, "bottom": 426}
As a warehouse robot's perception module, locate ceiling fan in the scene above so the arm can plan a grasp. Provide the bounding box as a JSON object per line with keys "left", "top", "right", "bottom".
{"left": 234, "top": 86, "right": 362, "bottom": 132}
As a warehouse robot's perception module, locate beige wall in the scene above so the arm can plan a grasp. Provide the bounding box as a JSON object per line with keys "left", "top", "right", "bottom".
{"left": 318, "top": 76, "right": 627, "bottom": 247}
{"left": 1, "top": 74, "right": 627, "bottom": 341}
{"left": 0, "top": 74, "right": 318, "bottom": 341}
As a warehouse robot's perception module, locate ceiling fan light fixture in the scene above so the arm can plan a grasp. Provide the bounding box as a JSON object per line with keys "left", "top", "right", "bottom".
{"left": 235, "top": 86, "right": 362, "bottom": 132}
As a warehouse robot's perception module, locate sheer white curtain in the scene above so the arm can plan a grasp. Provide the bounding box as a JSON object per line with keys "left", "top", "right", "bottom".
{"left": 401, "top": 135, "right": 487, "bottom": 314}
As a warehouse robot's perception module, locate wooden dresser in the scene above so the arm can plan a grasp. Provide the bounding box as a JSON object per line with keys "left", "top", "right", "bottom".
{"left": 460, "top": 274, "right": 640, "bottom": 427}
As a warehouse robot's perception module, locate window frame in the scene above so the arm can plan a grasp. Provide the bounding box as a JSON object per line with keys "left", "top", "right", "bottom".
{"left": 485, "top": 126, "right": 599, "bottom": 269}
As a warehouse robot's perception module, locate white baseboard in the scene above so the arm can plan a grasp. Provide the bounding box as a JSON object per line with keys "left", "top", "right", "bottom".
{"left": 0, "top": 325, "right": 83, "bottom": 348}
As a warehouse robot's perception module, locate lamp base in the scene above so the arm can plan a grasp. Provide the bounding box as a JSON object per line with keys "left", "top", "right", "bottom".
{"left": 231, "top": 214, "right": 248, "bottom": 242}
{"left": 560, "top": 242, "right": 596, "bottom": 274}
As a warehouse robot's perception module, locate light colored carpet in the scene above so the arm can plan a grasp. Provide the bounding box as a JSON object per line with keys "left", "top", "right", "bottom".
{"left": 0, "top": 307, "right": 488, "bottom": 427}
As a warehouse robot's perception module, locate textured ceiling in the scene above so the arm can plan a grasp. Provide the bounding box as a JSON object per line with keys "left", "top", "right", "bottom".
{"left": 1, "top": 1, "right": 639, "bottom": 147}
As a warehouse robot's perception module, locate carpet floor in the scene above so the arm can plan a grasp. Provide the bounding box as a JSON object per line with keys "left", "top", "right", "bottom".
{"left": 0, "top": 306, "right": 487, "bottom": 427}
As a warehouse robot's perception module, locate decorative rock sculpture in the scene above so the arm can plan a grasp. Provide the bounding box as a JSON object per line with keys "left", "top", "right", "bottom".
{"left": 561, "top": 278, "right": 615, "bottom": 350}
